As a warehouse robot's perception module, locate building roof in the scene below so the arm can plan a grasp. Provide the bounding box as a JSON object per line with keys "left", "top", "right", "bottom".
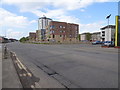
{"left": 50, "top": 21, "right": 79, "bottom": 25}
{"left": 39, "top": 16, "right": 52, "bottom": 20}
{"left": 100, "top": 25, "right": 115, "bottom": 30}
{"left": 29, "top": 32, "right": 36, "bottom": 34}
{"left": 51, "top": 21, "right": 67, "bottom": 23}
{"left": 80, "top": 32, "right": 91, "bottom": 35}
{"left": 91, "top": 32, "right": 101, "bottom": 34}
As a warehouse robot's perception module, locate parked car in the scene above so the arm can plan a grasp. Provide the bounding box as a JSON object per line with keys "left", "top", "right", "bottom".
{"left": 101, "top": 41, "right": 114, "bottom": 47}
{"left": 92, "top": 41, "right": 102, "bottom": 45}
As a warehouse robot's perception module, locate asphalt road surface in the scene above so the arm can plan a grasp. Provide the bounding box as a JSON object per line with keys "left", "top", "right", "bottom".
{"left": 7, "top": 42, "right": 118, "bottom": 88}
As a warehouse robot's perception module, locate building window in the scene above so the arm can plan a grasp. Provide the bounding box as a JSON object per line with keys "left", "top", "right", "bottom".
{"left": 63, "top": 26, "right": 65, "bottom": 28}
{"left": 75, "top": 26, "right": 78, "bottom": 30}
{"left": 60, "top": 35, "right": 62, "bottom": 37}
{"left": 102, "top": 34, "right": 105, "bottom": 36}
{"left": 59, "top": 26, "right": 62, "bottom": 28}
{"left": 102, "top": 31, "right": 105, "bottom": 33}
{"left": 76, "top": 30, "right": 78, "bottom": 34}
{"left": 52, "top": 31, "right": 55, "bottom": 33}
{"left": 50, "top": 25, "right": 55, "bottom": 29}
{"left": 69, "top": 35, "right": 72, "bottom": 38}
{"left": 50, "top": 31, "right": 52, "bottom": 34}
{"left": 53, "top": 34, "right": 55, "bottom": 38}
{"left": 60, "top": 31, "right": 62, "bottom": 33}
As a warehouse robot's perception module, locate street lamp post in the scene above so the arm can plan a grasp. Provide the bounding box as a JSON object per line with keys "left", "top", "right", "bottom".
{"left": 106, "top": 14, "right": 111, "bottom": 41}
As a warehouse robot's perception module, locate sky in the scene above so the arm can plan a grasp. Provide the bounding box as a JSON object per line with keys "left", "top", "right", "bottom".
{"left": 0, "top": 0, "right": 119, "bottom": 39}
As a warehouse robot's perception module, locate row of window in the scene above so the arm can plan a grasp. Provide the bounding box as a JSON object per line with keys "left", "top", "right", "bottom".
{"left": 102, "top": 31, "right": 105, "bottom": 36}
{"left": 50, "top": 25, "right": 66, "bottom": 29}
{"left": 50, "top": 30, "right": 78, "bottom": 34}
{"left": 52, "top": 35, "right": 73, "bottom": 38}
{"left": 50, "top": 30, "right": 66, "bottom": 34}
{"left": 50, "top": 25, "right": 78, "bottom": 29}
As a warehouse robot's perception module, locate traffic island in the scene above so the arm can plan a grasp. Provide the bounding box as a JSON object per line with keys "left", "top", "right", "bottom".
{"left": 2, "top": 46, "right": 22, "bottom": 89}
{"left": 10, "top": 51, "right": 41, "bottom": 88}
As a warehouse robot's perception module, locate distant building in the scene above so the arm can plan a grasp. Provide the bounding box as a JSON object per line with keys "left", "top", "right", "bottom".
{"left": 100, "top": 25, "right": 115, "bottom": 41}
{"left": 29, "top": 32, "right": 36, "bottom": 41}
{"left": 36, "top": 30, "right": 41, "bottom": 41}
{"left": 80, "top": 33, "right": 91, "bottom": 41}
{"left": 38, "top": 16, "right": 52, "bottom": 40}
{"left": 80, "top": 33, "right": 87, "bottom": 41}
{"left": 0, "top": 36, "right": 8, "bottom": 43}
{"left": 9, "top": 38, "right": 18, "bottom": 42}
{"left": 46, "top": 21, "right": 79, "bottom": 43}
{"left": 91, "top": 32, "right": 101, "bottom": 41}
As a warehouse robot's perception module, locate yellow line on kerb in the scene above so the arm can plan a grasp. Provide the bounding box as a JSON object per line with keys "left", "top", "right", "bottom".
{"left": 115, "top": 16, "right": 119, "bottom": 47}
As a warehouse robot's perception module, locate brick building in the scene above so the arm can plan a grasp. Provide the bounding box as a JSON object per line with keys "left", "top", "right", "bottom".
{"left": 29, "top": 32, "right": 36, "bottom": 41}
{"left": 46, "top": 21, "right": 79, "bottom": 43}
{"left": 36, "top": 30, "right": 41, "bottom": 41}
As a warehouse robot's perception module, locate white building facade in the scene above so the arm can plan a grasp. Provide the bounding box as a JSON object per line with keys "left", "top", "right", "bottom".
{"left": 101, "top": 25, "right": 115, "bottom": 41}
{"left": 80, "top": 33, "right": 86, "bottom": 41}
{"left": 38, "top": 17, "right": 52, "bottom": 30}
{"left": 91, "top": 32, "right": 101, "bottom": 41}
{"left": 38, "top": 16, "right": 52, "bottom": 40}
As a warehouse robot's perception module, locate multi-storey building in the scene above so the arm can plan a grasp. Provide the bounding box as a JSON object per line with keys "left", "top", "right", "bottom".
{"left": 29, "top": 32, "right": 36, "bottom": 41}
{"left": 91, "top": 32, "right": 101, "bottom": 41}
{"left": 38, "top": 16, "right": 52, "bottom": 40}
{"left": 80, "top": 33, "right": 87, "bottom": 41}
{"left": 80, "top": 33, "right": 91, "bottom": 41}
{"left": 46, "top": 21, "right": 79, "bottom": 43}
{"left": 100, "top": 25, "right": 115, "bottom": 41}
{"left": 36, "top": 30, "right": 41, "bottom": 41}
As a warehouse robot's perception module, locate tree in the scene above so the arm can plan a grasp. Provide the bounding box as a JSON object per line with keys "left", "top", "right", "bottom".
{"left": 19, "top": 37, "right": 29, "bottom": 42}
{"left": 86, "top": 33, "right": 91, "bottom": 41}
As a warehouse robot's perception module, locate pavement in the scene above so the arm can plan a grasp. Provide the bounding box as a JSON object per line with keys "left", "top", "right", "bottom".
{"left": 0, "top": 44, "right": 2, "bottom": 90}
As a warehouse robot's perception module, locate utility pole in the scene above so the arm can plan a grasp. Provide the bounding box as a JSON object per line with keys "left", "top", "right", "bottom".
{"left": 106, "top": 14, "right": 111, "bottom": 41}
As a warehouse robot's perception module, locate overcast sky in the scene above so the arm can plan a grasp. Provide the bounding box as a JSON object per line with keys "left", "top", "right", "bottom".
{"left": 0, "top": 0, "right": 119, "bottom": 39}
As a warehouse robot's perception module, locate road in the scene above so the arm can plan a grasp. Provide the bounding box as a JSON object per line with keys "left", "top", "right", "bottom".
{"left": 7, "top": 42, "right": 118, "bottom": 88}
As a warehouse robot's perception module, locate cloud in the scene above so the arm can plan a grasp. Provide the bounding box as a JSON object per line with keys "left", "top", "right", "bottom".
{"left": 6, "top": 29, "right": 24, "bottom": 39}
{"left": 0, "top": 8, "right": 36, "bottom": 28}
{"left": 55, "top": 15, "right": 80, "bottom": 24}
{"left": 31, "top": 9, "right": 66, "bottom": 18}
{"left": 80, "top": 9, "right": 85, "bottom": 12}
{"left": 2, "top": 0, "right": 119, "bottom": 12}
{"left": 79, "top": 21, "right": 106, "bottom": 33}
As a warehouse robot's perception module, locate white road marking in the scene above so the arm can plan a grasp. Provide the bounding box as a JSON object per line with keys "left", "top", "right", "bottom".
{"left": 31, "top": 85, "right": 35, "bottom": 88}
{"left": 19, "top": 74, "right": 23, "bottom": 77}
{"left": 17, "top": 63, "right": 22, "bottom": 70}
{"left": 23, "top": 73, "right": 27, "bottom": 76}
{"left": 35, "top": 82, "right": 41, "bottom": 88}
{"left": 27, "top": 73, "right": 32, "bottom": 77}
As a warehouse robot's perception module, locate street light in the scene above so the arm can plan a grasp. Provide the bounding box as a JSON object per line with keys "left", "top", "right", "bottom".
{"left": 106, "top": 14, "right": 111, "bottom": 41}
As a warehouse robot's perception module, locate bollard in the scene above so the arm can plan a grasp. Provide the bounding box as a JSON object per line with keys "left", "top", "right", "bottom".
{"left": 4, "top": 45, "right": 8, "bottom": 59}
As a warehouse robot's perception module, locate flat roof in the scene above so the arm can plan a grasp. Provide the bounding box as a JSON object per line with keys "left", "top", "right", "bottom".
{"left": 39, "top": 17, "right": 52, "bottom": 20}
{"left": 50, "top": 21, "right": 79, "bottom": 25}
{"left": 100, "top": 25, "right": 115, "bottom": 30}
